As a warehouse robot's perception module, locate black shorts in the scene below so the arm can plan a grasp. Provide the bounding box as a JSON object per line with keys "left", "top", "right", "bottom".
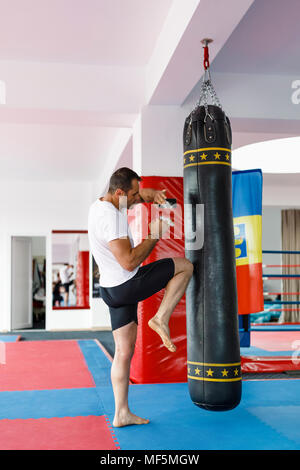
{"left": 100, "top": 258, "right": 175, "bottom": 331}
{"left": 63, "top": 280, "right": 73, "bottom": 293}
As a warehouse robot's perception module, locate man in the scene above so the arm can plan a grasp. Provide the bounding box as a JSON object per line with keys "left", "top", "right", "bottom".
{"left": 88, "top": 167, "right": 193, "bottom": 428}
{"left": 59, "top": 264, "right": 74, "bottom": 306}
{"left": 52, "top": 272, "right": 63, "bottom": 307}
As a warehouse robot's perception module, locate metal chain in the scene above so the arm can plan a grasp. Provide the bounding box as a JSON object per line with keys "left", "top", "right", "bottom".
{"left": 185, "top": 67, "right": 222, "bottom": 144}
{"left": 195, "top": 68, "right": 222, "bottom": 111}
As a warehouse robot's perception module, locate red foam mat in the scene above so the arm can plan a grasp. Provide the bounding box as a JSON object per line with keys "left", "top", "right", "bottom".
{"left": 241, "top": 331, "right": 300, "bottom": 373}
{"left": 0, "top": 415, "right": 119, "bottom": 450}
{"left": 0, "top": 340, "right": 95, "bottom": 391}
{"left": 241, "top": 355, "right": 300, "bottom": 373}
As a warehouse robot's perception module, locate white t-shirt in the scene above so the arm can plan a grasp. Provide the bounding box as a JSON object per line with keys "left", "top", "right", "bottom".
{"left": 59, "top": 266, "right": 72, "bottom": 284}
{"left": 88, "top": 199, "right": 139, "bottom": 288}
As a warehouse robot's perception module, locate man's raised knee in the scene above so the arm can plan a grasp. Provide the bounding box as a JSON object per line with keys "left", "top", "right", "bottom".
{"left": 173, "top": 257, "right": 194, "bottom": 276}
{"left": 184, "top": 259, "right": 194, "bottom": 276}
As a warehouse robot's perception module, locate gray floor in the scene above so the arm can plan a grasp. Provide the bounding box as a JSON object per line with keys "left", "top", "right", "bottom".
{"left": 5, "top": 329, "right": 115, "bottom": 358}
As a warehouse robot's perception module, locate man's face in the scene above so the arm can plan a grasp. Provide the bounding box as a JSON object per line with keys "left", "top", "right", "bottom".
{"left": 125, "top": 178, "right": 141, "bottom": 209}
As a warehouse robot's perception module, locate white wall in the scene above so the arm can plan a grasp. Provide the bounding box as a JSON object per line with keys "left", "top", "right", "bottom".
{"left": 263, "top": 182, "right": 300, "bottom": 207}
{"left": 0, "top": 180, "right": 110, "bottom": 331}
{"left": 133, "top": 105, "right": 186, "bottom": 176}
{"left": 31, "top": 236, "right": 46, "bottom": 257}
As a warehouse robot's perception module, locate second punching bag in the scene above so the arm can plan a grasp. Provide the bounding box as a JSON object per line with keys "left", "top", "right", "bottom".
{"left": 183, "top": 103, "right": 242, "bottom": 411}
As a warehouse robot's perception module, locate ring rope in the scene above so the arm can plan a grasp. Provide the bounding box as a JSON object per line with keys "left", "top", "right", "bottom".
{"left": 263, "top": 250, "right": 300, "bottom": 254}
{"left": 264, "top": 300, "right": 300, "bottom": 304}
{"left": 264, "top": 292, "right": 300, "bottom": 296}
{"left": 263, "top": 265, "right": 300, "bottom": 268}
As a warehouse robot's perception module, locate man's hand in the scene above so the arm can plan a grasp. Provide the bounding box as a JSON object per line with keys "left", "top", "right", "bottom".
{"left": 139, "top": 188, "right": 167, "bottom": 204}
{"left": 153, "top": 189, "right": 167, "bottom": 205}
{"left": 148, "top": 218, "right": 170, "bottom": 239}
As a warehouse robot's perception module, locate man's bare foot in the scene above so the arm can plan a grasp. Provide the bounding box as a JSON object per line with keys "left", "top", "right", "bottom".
{"left": 148, "top": 317, "right": 176, "bottom": 352}
{"left": 113, "top": 410, "right": 150, "bottom": 428}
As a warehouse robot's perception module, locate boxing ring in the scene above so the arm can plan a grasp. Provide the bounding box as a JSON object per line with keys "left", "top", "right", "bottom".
{"left": 240, "top": 249, "right": 300, "bottom": 375}
{"left": 260, "top": 249, "right": 300, "bottom": 324}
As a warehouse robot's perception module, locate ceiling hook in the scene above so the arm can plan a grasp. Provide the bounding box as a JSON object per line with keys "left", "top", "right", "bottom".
{"left": 201, "top": 38, "right": 213, "bottom": 71}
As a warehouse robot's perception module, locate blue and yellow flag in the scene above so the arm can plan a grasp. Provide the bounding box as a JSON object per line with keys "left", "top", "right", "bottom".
{"left": 232, "top": 169, "right": 263, "bottom": 315}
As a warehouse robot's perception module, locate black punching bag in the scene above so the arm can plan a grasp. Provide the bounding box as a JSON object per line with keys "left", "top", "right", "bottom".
{"left": 183, "top": 104, "right": 242, "bottom": 411}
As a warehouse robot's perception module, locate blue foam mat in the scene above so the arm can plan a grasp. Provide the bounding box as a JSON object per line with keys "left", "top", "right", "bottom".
{"left": 0, "top": 335, "right": 20, "bottom": 342}
{"left": 78, "top": 340, "right": 300, "bottom": 450}
{"left": 251, "top": 325, "right": 300, "bottom": 331}
{"left": 241, "top": 346, "right": 295, "bottom": 356}
{"left": 0, "top": 388, "right": 104, "bottom": 420}
{"left": 97, "top": 380, "right": 300, "bottom": 450}
{"left": 1, "top": 339, "right": 299, "bottom": 450}
{"left": 78, "top": 339, "right": 112, "bottom": 387}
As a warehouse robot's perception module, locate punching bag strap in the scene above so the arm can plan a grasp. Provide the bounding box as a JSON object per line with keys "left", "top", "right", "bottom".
{"left": 204, "top": 112, "right": 216, "bottom": 144}
{"left": 224, "top": 116, "right": 232, "bottom": 146}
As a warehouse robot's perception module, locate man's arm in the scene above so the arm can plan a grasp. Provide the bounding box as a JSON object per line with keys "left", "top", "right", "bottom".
{"left": 139, "top": 188, "right": 167, "bottom": 204}
{"left": 108, "top": 236, "right": 157, "bottom": 272}
{"left": 108, "top": 219, "right": 169, "bottom": 272}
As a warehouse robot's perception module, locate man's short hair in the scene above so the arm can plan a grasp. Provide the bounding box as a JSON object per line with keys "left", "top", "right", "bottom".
{"left": 108, "top": 167, "right": 141, "bottom": 194}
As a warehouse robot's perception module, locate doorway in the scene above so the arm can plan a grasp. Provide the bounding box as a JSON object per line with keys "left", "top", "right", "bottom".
{"left": 11, "top": 236, "right": 46, "bottom": 330}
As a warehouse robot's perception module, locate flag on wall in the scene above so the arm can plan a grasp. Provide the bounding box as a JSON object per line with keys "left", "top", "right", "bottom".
{"left": 232, "top": 169, "right": 263, "bottom": 315}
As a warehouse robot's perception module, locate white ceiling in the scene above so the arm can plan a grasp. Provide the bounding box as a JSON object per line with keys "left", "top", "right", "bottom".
{"left": 0, "top": 0, "right": 174, "bottom": 181}
{"left": 210, "top": 0, "right": 300, "bottom": 184}
{"left": 213, "top": 0, "right": 300, "bottom": 76}
{"left": 185, "top": 0, "right": 300, "bottom": 112}
{"left": 0, "top": 0, "right": 173, "bottom": 65}
{"left": 0, "top": 0, "right": 299, "bottom": 184}
{"left": 181, "top": 0, "right": 300, "bottom": 185}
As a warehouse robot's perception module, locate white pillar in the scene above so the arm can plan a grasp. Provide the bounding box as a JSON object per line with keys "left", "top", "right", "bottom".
{"left": 133, "top": 105, "right": 187, "bottom": 177}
